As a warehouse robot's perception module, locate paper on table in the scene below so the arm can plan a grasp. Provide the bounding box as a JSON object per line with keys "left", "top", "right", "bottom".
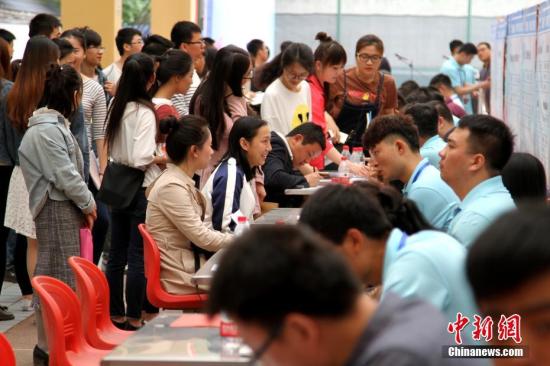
{"left": 338, "top": 131, "right": 349, "bottom": 144}
{"left": 170, "top": 314, "right": 221, "bottom": 328}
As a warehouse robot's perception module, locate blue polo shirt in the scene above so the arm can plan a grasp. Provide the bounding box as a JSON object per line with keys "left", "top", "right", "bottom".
{"left": 447, "top": 176, "right": 515, "bottom": 248}
{"left": 440, "top": 58, "right": 473, "bottom": 114}
{"left": 420, "top": 135, "right": 446, "bottom": 169}
{"left": 381, "top": 228, "right": 479, "bottom": 343}
{"left": 402, "top": 159, "right": 459, "bottom": 230}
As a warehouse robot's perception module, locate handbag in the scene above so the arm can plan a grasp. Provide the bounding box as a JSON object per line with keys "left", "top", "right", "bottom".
{"left": 79, "top": 227, "right": 93, "bottom": 262}
{"left": 97, "top": 161, "right": 145, "bottom": 209}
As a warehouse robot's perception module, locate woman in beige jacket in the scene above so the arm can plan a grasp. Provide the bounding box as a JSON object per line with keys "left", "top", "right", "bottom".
{"left": 146, "top": 115, "right": 233, "bottom": 295}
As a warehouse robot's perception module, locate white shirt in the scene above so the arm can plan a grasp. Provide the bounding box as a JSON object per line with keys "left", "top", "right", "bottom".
{"left": 261, "top": 78, "right": 312, "bottom": 135}
{"left": 109, "top": 102, "right": 161, "bottom": 187}
{"left": 103, "top": 63, "right": 122, "bottom": 84}
{"left": 171, "top": 69, "right": 201, "bottom": 116}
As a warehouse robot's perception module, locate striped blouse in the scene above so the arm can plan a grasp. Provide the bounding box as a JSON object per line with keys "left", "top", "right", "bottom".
{"left": 82, "top": 77, "right": 107, "bottom": 149}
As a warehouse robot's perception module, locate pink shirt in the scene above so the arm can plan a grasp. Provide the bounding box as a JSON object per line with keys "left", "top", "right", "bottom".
{"left": 307, "top": 75, "right": 333, "bottom": 169}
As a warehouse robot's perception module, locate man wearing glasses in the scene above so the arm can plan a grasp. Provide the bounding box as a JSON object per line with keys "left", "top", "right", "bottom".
{"left": 103, "top": 28, "right": 143, "bottom": 96}
{"left": 208, "top": 225, "right": 472, "bottom": 366}
{"left": 170, "top": 21, "right": 205, "bottom": 116}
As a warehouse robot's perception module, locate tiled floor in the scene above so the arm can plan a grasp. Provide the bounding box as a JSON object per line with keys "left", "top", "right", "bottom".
{"left": 0, "top": 281, "right": 34, "bottom": 333}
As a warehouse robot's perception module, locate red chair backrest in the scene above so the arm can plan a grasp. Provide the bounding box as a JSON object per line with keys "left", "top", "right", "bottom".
{"left": 0, "top": 332, "right": 16, "bottom": 366}
{"left": 138, "top": 223, "right": 208, "bottom": 310}
{"left": 31, "top": 276, "right": 87, "bottom": 366}
{"left": 138, "top": 223, "right": 161, "bottom": 301}
{"left": 68, "top": 256, "right": 113, "bottom": 345}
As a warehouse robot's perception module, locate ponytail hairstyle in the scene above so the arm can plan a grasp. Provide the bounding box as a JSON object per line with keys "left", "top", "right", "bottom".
{"left": 353, "top": 180, "right": 433, "bottom": 234}
{"left": 105, "top": 52, "right": 156, "bottom": 150}
{"left": 189, "top": 45, "right": 251, "bottom": 151}
{"left": 7, "top": 35, "right": 60, "bottom": 132}
{"left": 314, "top": 32, "right": 347, "bottom": 67}
{"left": 38, "top": 63, "right": 82, "bottom": 118}
{"left": 156, "top": 49, "right": 193, "bottom": 85}
{"left": 221, "top": 116, "right": 269, "bottom": 181}
{"left": 159, "top": 115, "right": 210, "bottom": 164}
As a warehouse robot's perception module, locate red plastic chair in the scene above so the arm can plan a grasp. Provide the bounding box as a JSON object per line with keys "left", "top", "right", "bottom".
{"left": 68, "top": 256, "right": 132, "bottom": 350}
{"left": 138, "top": 224, "right": 207, "bottom": 310}
{"left": 31, "top": 276, "right": 110, "bottom": 366}
{"left": 0, "top": 332, "right": 16, "bottom": 366}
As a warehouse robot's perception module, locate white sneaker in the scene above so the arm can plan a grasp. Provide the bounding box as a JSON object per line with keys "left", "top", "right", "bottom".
{"left": 21, "top": 298, "right": 33, "bottom": 312}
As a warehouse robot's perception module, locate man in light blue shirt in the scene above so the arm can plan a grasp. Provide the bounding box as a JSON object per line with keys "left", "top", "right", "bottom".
{"left": 404, "top": 103, "right": 447, "bottom": 169}
{"left": 299, "top": 184, "right": 479, "bottom": 345}
{"left": 440, "top": 114, "right": 516, "bottom": 247}
{"left": 440, "top": 43, "right": 489, "bottom": 115}
{"left": 363, "top": 114, "right": 458, "bottom": 229}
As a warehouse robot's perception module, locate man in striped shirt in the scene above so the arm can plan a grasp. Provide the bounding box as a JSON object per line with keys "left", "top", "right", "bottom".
{"left": 170, "top": 21, "right": 205, "bottom": 116}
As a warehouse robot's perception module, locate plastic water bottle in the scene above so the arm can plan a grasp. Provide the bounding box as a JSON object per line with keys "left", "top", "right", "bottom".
{"left": 220, "top": 313, "right": 242, "bottom": 358}
{"left": 350, "top": 147, "right": 364, "bottom": 164}
{"left": 342, "top": 145, "right": 351, "bottom": 160}
{"left": 234, "top": 216, "right": 250, "bottom": 236}
{"left": 337, "top": 157, "right": 351, "bottom": 185}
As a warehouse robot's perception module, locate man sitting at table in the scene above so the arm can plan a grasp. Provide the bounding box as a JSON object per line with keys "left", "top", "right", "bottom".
{"left": 299, "top": 183, "right": 480, "bottom": 343}
{"left": 208, "top": 225, "right": 471, "bottom": 366}
{"left": 263, "top": 122, "right": 325, "bottom": 207}
{"left": 363, "top": 114, "right": 459, "bottom": 229}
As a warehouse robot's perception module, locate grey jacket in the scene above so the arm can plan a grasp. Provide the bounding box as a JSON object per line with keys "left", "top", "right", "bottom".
{"left": 18, "top": 108, "right": 95, "bottom": 218}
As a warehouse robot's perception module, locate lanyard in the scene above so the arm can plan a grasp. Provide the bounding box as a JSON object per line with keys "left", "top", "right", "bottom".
{"left": 411, "top": 160, "right": 430, "bottom": 185}
{"left": 397, "top": 232, "right": 408, "bottom": 251}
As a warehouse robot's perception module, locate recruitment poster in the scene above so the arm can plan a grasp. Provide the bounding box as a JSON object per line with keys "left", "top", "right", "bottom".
{"left": 491, "top": 18, "right": 507, "bottom": 120}
{"left": 536, "top": 1, "right": 550, "bottom": 185}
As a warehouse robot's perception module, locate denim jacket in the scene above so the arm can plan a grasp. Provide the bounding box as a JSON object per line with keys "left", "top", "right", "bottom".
{"left": 18, "top": 108, "right": 94, "bottom": 218}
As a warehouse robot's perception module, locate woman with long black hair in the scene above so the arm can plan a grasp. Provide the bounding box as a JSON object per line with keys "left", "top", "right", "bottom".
{"left": 103, "top": 52, "right": 165, "bottom": 330}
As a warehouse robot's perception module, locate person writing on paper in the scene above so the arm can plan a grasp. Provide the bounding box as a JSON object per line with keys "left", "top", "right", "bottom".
{"left": 18, "top": 64, "right": 96, "bottom": 359}
{"left": 307, "top": 32, "right": 368, "bottom": 176}
{"left": 328, "top": 34, "right": 398, "bottom": 148}
{"left": 263, "top": 123, "right": 325, "bottom": 207}
{"left": 202, "top": 117, "right": 271, "bottom": 232}
{"left": 146, "top": 115, "right": 233, "bottom": 295}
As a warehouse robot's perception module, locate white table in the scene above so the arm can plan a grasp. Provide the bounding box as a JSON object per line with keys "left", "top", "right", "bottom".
{"left": 101, "top": 312, "right": 249, "bottom": 365}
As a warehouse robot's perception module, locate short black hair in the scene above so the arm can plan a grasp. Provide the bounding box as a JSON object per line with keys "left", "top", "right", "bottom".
{"left": 202, "top": 37, "right": 215, "bottom": 47}
{"left": 429, "top": 73, "right": 453, "bottom": 90}
{"left": 207, "top": 225, "right": 362, "bottom": 328}
{"left": 115, "top": 28, "right": 141, "bottom": 56}
{"left": 61, "top": 28, "right": 86, "bottom": 50}
{"left": 170, "top": 21, "right": 201, "bottom": 49}
{"left": 29, "top": 13, "right": 61, "bottom": 38}
{"left": 458, "top": 42, "right": 478, "bottom": 55}
{"left": 458, "top": 114, "right": 514, "bottom": 173}
{"left": 52, "top": 38, "right": 74, "bottom": 60}
{"left": 0, "top": 29, "right": 15, "bottom": 43}
{"left": 467, "top": 206, "right": 550, "bottom": 301}
{"left": 246, "top": 39, "right": 264, "bottom": 56}
{"left": 403, "top": 103, "right": 439, "bottom": 138}
{"left": 427, "top": 100, "right": 453, "bottom": 124}
{"left": 286, "top": 122, "right": 326, "bottom": 150}
{"left": 449, "top": 39, "right": 463, "bottom": 53}
{"left": 398, "top": 80, "right": 419, "bottom": 98}
{"left": 79, "top": 26, "right": 102, "bottom": 48}
{"left": 502, "top": 152, "right": 547, "bottom": 205}
{"left": 477, "top": 42, "right": 491, "bottom": 50}
{"left": 142, "top": 34, "right": 174, "bottom": 58}
{"left": 405, "top": 86, "right": 444, "bottom": 104}
{"left": 363, "top": 114, "right": 420, "bottom": 152}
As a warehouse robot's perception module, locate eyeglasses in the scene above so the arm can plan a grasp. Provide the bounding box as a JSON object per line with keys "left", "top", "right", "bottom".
{"left": 247, "top": 323, "right": 283, "bottom": 365}
{"left": 285, "top": 70, "right": 309, "bottom": 81}
{"left": 356, "top": 53, "right": 382, "bottom": 63}
{"left": 184, "top": 40, "right": 205, "bottom": 45}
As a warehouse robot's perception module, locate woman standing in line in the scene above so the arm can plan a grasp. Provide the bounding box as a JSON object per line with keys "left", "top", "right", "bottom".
{"left": 104, "top": 52, "right": 165, "bottom": 330}
{"left": 19, "top": 63, "right": 96, "bottom": 365}
{"left": 190, "top": 45, "right": 251, "bottom": 187}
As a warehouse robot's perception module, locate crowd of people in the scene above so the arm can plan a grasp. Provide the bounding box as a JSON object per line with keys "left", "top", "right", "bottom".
{"left": 0, "top": 11, "right": 548, "bottom": 366}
